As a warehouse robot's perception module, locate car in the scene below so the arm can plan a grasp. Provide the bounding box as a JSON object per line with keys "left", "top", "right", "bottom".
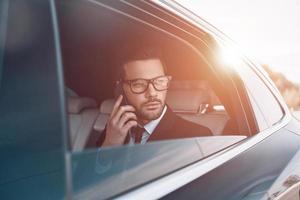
{"left": 1, "top": 0, "right": 300, "bottom": 199}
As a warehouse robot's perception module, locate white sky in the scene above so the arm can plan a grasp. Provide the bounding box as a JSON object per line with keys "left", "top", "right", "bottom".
{"left": 176, "top": 0, "right": 300, "bottom": 83}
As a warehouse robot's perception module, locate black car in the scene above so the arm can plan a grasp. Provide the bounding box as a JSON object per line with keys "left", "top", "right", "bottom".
{"left": 1, "top": 0, "right": 300, "bottom": 199}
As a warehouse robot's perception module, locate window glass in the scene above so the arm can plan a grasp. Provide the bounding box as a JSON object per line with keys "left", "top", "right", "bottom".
{"left": 0, "top": 1, "right": 66, "bottom": 199}
{"left": 247, "top": 92, "right": 269, "bottom": 131}
{"left": 239, "top": 65, "right": 284, "bottom": 127}
{"left": 217, "top": 42, "right": 283, "bottom": 130}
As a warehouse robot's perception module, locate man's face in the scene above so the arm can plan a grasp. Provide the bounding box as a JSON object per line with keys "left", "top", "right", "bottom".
{"left": 122, "top": 59, "right": 167, "bottom": 123}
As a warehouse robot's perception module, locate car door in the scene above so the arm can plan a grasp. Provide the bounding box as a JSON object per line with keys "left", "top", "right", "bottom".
{"left": 0, "top": 1, "right": 68, "bottom": 199}
{"left": 2, "top": 1, "right": 299, "bottom": 200}
{"left": 263, "top": 149, "right": 300, "bottom": 199}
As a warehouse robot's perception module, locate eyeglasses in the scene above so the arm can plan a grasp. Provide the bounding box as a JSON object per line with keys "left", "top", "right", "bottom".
{"left": 122, "top": 75, "right": 172, "bottom": 94}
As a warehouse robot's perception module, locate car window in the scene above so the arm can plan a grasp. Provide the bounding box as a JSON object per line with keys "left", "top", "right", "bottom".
{"left": 237, "top": 63, "right": 284, "bottom": 129}
{"left": 217, "top": 43, "right": 284, "bottom": 131}
{"left": 57, "top": 0, "right": 249, "bottom": 198}
{"left": 0, "top": 1, "right": 67, "bottom": 199}
{"left": 242, "top": 67, "right": 283, "bottom": 126}
{"left": 247, "top": 92, "right": 269, "bottom": 131}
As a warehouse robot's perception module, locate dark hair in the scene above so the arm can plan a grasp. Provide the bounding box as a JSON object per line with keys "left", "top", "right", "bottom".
{"left": 118, "top": 46, "right": 167, "bottom": 80}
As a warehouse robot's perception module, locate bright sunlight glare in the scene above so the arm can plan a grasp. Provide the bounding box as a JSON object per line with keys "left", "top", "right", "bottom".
{"left": 176, "top": 0, "right": 300, "bottom": 83}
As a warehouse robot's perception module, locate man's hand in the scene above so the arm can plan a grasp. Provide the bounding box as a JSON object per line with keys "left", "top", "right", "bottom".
{"left": 102, "top": 95, "right": 138, "bottom": 147}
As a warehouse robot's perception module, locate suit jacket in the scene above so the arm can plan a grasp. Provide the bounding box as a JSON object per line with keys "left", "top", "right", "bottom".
{"left": 86, "top": 106, "right": 212, "bottom": 148}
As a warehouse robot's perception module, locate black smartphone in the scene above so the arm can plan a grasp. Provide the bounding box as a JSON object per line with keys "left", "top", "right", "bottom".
{"left": 115, "top": 81, "right": 142, "bottom": 127}
{"left": 115, "top": 80, "right": 128, "bottom": 106}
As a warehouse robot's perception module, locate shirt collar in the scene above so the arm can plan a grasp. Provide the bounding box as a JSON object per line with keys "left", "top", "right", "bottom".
{"left": 143, "top": 105, "right": 167, "bottom": 135}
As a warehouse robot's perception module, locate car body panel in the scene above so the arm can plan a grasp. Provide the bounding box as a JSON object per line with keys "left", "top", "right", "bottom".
{"left": 162, "top": 127, "right": 300, "bottom": 200}
{"left": 262, "top": 148, "right": 300, "bottom": 199}
{"left": 117, "top": 123, "right": 300, "bottom": 199}
{"left": 71, "top": 136, "right": 246, "bottom": 199}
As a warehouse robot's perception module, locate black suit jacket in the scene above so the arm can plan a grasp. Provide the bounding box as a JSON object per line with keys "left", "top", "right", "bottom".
{"left": 86, "top": 106, "right": 212, "bottom": 148}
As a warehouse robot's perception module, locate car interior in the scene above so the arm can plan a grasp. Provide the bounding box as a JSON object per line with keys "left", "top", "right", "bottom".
{"left": 57, "top": 1, "right": 248, "bottom": 152}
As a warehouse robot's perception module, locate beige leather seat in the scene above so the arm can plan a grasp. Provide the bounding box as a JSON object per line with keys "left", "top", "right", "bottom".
{"left": 166, "top": 81, "right": 229, "bottom": 135}
{"left": 67, "top": 88, "right": 99, "bottom": 151}
{"left": 93, "top": 99, "right": 115, "bottom": 133}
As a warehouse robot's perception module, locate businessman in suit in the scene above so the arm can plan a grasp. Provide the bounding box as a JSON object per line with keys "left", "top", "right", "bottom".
{"left": 88, "top": 47, "right": 212, "bottom": 148}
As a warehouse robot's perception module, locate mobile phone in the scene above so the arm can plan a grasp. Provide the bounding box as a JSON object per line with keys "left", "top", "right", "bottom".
{"left": 115, "top": 81, "right": 142, "bottom": 127}
{"left": 115, "top": 80, "right": 128, "bottom": 106}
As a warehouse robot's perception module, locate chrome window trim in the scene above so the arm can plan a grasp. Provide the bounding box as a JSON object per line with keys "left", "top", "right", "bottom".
{"left": 117, "top": 112, "right": 291, "bottom": 199}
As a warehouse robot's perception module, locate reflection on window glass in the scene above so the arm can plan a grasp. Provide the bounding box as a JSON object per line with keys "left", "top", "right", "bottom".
{"left": 238, "top": 65, "right": 284, "bottom": 127}
{"left": 247, "top": 92, "right": 269, "bottom": 131}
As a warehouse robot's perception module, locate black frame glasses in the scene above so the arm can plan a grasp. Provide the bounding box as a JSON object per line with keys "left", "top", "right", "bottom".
{"left": 121, "top": 75, "right": 172, "bottom": 94}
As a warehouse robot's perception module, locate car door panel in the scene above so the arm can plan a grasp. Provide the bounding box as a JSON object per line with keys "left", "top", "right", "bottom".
{"left": 163, "top": 125, "right": 300, "bottom": 200}
{"left": 0, "top": 1, "right": 67, "bottom": 199}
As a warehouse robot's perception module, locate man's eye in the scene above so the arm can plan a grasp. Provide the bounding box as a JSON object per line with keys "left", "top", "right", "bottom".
{"left": 132, "top": 82, "right": 146, "bottom": 88}
{"left": 156, "top": 79, "right": 168, "bottom": 85}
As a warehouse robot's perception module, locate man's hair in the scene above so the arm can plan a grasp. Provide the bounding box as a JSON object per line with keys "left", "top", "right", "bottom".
{"left": 118, "top": 46, "right": 167, "bottom": 80}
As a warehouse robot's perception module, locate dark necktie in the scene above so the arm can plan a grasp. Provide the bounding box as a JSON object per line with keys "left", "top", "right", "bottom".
{"left": 133, "top": 126, "right": 145, "bottom": 144}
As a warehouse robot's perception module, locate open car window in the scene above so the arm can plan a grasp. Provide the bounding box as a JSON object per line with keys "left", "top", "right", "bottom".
{"left": 57, "top": 0, "right": 253, "bottom": 198}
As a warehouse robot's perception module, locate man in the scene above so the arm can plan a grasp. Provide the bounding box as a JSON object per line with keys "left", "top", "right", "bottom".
{"left": 87, "top": 47, "right": 212, "bottom": 148}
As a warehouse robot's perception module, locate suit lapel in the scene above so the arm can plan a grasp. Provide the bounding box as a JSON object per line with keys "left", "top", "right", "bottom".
{"left": 148, "top": 106, "right": 176, "bottom": 141}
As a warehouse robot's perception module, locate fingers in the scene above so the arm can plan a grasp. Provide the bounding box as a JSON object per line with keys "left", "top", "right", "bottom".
{"left": 104, "top": 95, "right": 138, "bottom": 147}
{"left": 118, "top": 112, "right": 137, "bottom": 127}
{"left": 111, "top": 95, "right": 123, "bottom": 117}
{"left": 110, "top": 95, "right": 136, "bottom": 120}
{"left": 123, "top": 120, "right": 138, "bottom": 133}
{"left": 112, "top": 105, "right": 135, "bottom": 123}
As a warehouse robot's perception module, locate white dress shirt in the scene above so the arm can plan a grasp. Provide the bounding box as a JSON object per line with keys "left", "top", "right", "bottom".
{"left": 129, "top": 105, "right": 167, "bottom": 145}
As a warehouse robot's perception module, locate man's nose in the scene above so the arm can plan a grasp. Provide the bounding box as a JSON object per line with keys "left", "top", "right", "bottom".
{"left": 145, "top": 83, "right": 157, "bottom": 97}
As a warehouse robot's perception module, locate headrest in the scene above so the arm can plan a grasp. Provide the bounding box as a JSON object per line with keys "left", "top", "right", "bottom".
{"left": 68, "top": 96, "right": 97, "bottom": 114}
{"left": 166, "top": 89, "right": 209, "bottom": 113}
{"left": 166, "top": 80, "right": 210, "bottom": 113}
{"left": 168, "top": 80, "right": 208, "bottom": 90}
{"left": 100, "top": 99, "right": 115, "bottom": 114}
{"left": 65, "top": 87, "right": 78, "bottom": 97}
